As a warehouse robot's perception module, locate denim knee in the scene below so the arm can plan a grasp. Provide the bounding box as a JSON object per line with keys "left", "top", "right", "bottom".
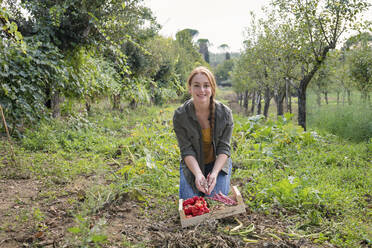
{"left": 179, "top": 158, "right": 232, "bottom": 199}
{"left": 179, "top": 163, "right": 200, "bottom": 199}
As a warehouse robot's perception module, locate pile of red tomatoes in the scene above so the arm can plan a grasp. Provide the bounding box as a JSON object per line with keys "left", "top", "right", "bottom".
{"left": 182, "top": 196, "right": 210, "bottom": 217}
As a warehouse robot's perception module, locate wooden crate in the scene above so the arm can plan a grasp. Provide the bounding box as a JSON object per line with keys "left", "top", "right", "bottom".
{"left": 179, "top": 186, "right": 246, "bottom": 228}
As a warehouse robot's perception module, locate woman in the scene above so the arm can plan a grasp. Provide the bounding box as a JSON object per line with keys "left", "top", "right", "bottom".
{"left": 173, "top": 66, "right": 234, "bottom": 200}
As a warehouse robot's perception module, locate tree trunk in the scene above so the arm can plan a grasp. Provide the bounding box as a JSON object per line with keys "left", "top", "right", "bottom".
{"left": 298, "top": 44, "right": 333, "bottom": 130}
{"left": 337, "top": 91, "right": 340, "bottom": 105}
{"left": 342, "top": 89, "right": 345, "bottom": 105}
{"left": 45, "top": 86, "right": 52, "bottom": 109}
{"left": 113, "top": 94, "right": 121, "bottom": 110}
{"left": 324, "top": 91, "right": 328, "bottom": 104}
{"left": 243, "top": 90, "right": 249, "bottom": 115}
{"left": 277, "top": 92, "right": 285, "bottom": 117}
{"left": 85, "top": 101, "right": 91, "bottom": 113}
{"left": 199, "top": 42, "right": 210, "bottom": 63}
{"left": 288, "top": 83, "right": 292, "bottom": 113}
{"left": 347, "top": 90, "right": 352, "bottom": 105}
{"left": 361, "top": 91, "right": 368, "bottom": 103}
{"left": 298, "top": 86, "right": 307, "bottom": 130}
{"left": 129, "top": 99, "right": 137, "bottom": 109}
{"left": 205, "top": 52, "right": 210, "bottom": 64}
{"left": 274, "top": 85, "right": 286, "bottom": 117}
{"left": 263, "top": 87, "right": 271, "bottom": 118}
{"left": 51, "top": 91, "right": 63, "bottom": 118}
{"left": 285, "top": 79, "right": 289, "bottom": 113}
{"left": 225, "top": 52, "right": 230, "bottom": 60}
{"left": 250, "top": 91, "right": 256, "bottom": 115}
{"left": 257, "top": 92, "right": 262, "bottom": 115}
{"left": 316, "top": 92, "right": 321, "bottom": 107}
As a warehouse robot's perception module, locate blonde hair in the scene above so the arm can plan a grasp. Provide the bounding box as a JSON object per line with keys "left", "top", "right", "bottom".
{"left": 187, "top": 66, "right": 216, "bottom": 142}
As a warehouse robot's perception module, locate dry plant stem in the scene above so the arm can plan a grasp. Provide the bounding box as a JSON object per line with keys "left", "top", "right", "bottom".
{"left": 0, "top": 105, "right": 16, "bottom": 165}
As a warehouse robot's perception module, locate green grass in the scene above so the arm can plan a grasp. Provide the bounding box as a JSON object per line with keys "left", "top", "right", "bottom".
{"left": 232, "top": 113, "right": 371, "bottom": 247}
{"left": 307, "top": 91, "right": 372, "bottom": 142}
{"left": 1, "top": 99, "right": 371, "bottom": 247}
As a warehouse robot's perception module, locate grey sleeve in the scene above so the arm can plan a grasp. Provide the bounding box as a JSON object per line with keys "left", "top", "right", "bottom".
{"left": 216, "top": 109, "right": 234, "bottom": 157}
{"left": 173, "top": 113, "right": 197, "bottom": 160}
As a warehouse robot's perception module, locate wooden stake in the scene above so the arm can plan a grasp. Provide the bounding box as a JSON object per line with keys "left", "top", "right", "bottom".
{"left": 0, "top": 105, "right": 17, "bottom": 166}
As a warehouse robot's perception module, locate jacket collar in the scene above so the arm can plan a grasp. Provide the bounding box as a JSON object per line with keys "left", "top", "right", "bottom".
{"left": 186, "top": 99, "right": 220, "bottom": 121}
{"left": 186, "top": 99, "right": 199, "bottom": 122}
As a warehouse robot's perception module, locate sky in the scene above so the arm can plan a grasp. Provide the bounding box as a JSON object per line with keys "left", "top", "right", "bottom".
{"left": 144, "top": 0, "right": 372, "bottom": 53}
{"left": 144, "top": 0, "right": 270, "bottom": 53}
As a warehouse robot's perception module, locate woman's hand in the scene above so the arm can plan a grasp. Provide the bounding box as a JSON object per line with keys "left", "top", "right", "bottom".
{"left": 195, "top": 173, "right": 208, "bottom": 194}
{"left": 206, "top": 172, "right": 218, "bottom": 195}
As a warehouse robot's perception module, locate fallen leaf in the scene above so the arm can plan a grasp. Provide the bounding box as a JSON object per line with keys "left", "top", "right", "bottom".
{"left": 34, "top": 231, "right": 43, "bottom": 239}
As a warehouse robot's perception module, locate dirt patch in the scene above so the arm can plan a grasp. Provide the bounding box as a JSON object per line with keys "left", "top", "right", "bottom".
{"left": 73, "top": 191, "right": 331, "bottom": 248}
{"left": 0, "top": 173, "right": 92, "bottom": 247}
{"left": 0, "top": 170, "right": 333, "bottom": 247}
{"left": 0, "top": 177, "right": 42, "bottom": 247}
{"left": 0, "top": 178, "right": 40, "bottom": 211}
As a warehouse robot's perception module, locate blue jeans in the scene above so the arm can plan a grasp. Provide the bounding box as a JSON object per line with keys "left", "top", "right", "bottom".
{"left": 179, "top": 158, "right": 232, "bottom": 200}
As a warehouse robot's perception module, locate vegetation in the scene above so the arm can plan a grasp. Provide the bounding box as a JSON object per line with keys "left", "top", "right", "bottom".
{"left": 231, "top": 0, "right": 371, "bottom": 130}
{"left": 1, "top": 0, "right": 372, "bottom": 247}
{"left": 1, "top": 98, "right": 371, "bottom": 247}
{"left": 0, "top": 0, "right": 206, "bottom": 134}
{"left": 307, "top": 91, "right": 372, "bottom": 142}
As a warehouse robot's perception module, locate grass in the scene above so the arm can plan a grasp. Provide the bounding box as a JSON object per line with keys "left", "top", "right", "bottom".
{"left": 229, "top": 89, "right": 372, "bottom": 142}
{"left": 232, "top": 113, "right": 371, "bottom": 246}
{"left": 0, "top": 95, "right": 371, "bottom": 247}
{"left": 307, "top": 90, "right": 372, "bottom": 142}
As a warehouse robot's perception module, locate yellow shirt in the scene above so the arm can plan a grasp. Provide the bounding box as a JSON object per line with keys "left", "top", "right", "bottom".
{"left": 201, "top": 128, "right": 214, "bottom": 164}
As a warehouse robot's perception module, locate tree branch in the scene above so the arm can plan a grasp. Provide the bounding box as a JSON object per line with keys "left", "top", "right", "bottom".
{"left": 318, "top": 18, "right": 331, "bottom": 46}
{"left": 303, "top": 0, "right": 318, "bottom": 57}
{"left": 331, "top": 6, "right": 341, "bottom": 48}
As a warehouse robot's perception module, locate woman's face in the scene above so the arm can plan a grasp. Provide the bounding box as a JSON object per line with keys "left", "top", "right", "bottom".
{"left": 189, "top": 73, "right": 212, "bottom": 106}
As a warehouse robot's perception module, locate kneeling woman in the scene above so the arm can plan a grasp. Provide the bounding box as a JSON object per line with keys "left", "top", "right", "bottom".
{"left": 173, "top": 66, "right": 234, "bottom": 199}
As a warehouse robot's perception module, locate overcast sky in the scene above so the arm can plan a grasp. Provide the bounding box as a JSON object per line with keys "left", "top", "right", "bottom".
{"left": 145, "top": 0, "right": 270, "bottom": 53}
{"left": 144, "top": 0, "right": 372, "bottom": 53}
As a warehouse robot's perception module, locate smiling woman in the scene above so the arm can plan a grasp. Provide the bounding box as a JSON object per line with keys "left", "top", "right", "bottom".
{"left": 173, "top": 66, "right": 234, "bottom": 200}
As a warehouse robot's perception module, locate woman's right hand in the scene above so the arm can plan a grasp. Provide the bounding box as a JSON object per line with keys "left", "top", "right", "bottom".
{"left": 195, "top": 173, "right": 208, "bottom": 194}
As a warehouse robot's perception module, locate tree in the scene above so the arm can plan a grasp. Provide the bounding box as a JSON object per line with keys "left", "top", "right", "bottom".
{"left": 197, "top": 38, "right": 210, "bottom": 63}
{"left": 272, "top": 0, "right": 370, "bottom": 130}
{"left": 347, "top": 33, "right": 372, "bottom": 102}
{"left": 1, "top": 0, "right": 162, "bottom": 129}
{"left": 175, "top": 29, "right": 205, "bottom": 83}
{"left": 214, "top": 59, "right": 235, "bottom": 85}
{"left": 218, "top": 44, "right": 231, "bottom": 60}
{"left": 176, "top": 28, "right": 199, "bottom": 47}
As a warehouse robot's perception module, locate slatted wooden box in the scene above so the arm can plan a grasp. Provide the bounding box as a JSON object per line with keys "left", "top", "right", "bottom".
{"left": 179, "top": 186, "right": 246, "bottom": 228}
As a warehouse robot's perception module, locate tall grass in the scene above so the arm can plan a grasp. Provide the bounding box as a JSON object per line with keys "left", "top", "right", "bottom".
{"left": 307, "top": 92, "right": 372, "bottom": 142}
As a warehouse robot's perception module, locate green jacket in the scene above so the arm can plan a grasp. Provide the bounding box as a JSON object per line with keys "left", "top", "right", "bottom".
{"left": 173, "top": 99, "right": 234, "bottom": 193}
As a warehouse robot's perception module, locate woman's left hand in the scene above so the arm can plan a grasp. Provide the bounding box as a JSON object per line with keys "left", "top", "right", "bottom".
{"left": 206, "top": 172, "right": 218, "bottom": 195}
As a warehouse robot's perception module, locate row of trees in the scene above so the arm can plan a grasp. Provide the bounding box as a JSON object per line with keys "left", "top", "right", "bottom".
{"left": 312, "top": 33, "right": 372, "bottom": 107}
{"left": 231, "top": 0, "right": 371, "bottom": 130}
{"left": 1, "top": 0, "right": 207, "bottom": 134}
{"left": 2, "top": 0, "right": 370, "bottom": 133}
